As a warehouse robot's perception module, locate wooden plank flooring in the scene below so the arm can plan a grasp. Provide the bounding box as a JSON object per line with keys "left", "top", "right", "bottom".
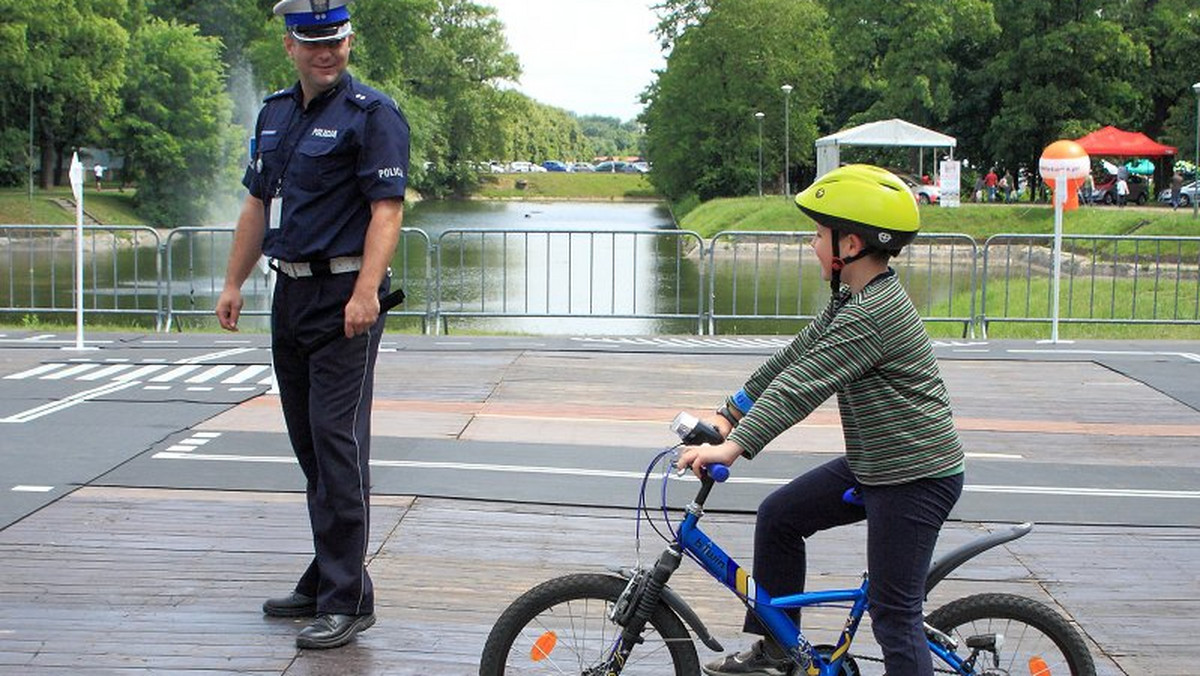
{"left": 0, "top": 486, "right": 1190, "bottom": 674}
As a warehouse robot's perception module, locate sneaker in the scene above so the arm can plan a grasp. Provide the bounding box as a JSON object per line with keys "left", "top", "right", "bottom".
{"left": 701, "top": 639, "right": 792, "bottom": 676}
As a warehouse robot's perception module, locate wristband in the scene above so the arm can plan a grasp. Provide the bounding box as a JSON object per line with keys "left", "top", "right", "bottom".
{"left": 715, "top": 405, "right": 738, "bottom": 428}
{"left": 731, "top": 388, "right": 754, "bottom": 414}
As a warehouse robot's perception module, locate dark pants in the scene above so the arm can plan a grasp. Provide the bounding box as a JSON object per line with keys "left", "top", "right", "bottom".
{"left": 746, "top": 457, "right": 963, "bottom": 676}
{"left": 271, "top": 272, "right": 387, "bottom": 616}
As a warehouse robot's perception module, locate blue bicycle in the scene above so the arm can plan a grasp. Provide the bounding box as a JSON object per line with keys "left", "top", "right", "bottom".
{"left": 481, "top": 414, "right": 1096, "bottom": 675}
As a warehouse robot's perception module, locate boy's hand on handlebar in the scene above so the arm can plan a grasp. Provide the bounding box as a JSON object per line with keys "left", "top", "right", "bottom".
{"left": 704, "top": 413, "right": 734, "bottom": 439}
{"left": 676, "top": 440, "right": 744, "bottom": 479}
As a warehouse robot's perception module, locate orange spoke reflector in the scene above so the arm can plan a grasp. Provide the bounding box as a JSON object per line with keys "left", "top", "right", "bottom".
{"left": 531, "top": 631, "right": 558, "bottom": 661}
{"left": 1028, "top": 656, "right": 1051, "bottom": 675}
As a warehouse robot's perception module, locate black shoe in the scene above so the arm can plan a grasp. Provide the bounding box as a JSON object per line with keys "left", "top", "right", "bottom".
{"left": 702, "top": 639, "right": 792, "bottom": 676}
{"left": 295, "top": 613, "right": 376, "bottom": 650}
{"left": 262, "top": 591, "right": 317, "bottom": 618}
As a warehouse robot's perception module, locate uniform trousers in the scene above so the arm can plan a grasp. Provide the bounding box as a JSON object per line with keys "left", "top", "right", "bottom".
{"left": 744, "top": 456, "right": 963, "bottom": 675}
{"left": 271, "top": 271, "right": 387, "bottom": 616}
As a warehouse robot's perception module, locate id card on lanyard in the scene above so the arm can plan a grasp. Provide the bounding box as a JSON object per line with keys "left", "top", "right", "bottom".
{"left": 268, "top": 183, "right": 283, "bottom": 230}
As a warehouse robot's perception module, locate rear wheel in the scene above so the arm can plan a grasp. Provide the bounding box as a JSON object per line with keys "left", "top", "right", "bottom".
{"left": 479, "top": 573, "right": 699, "bottom": 675}
{"left": 927, "top": 593, "right": 1095, "bottom": 676}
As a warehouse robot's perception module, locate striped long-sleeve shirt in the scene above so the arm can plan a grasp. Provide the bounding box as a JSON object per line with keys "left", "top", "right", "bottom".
{"left": 726, "top": 270, "right": 964, "bottom": 485}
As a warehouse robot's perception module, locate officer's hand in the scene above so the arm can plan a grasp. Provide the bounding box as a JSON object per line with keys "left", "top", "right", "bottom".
{"left": 675, "top": 440, "right": 744, "bottom": 479}
{"left": 343, "top": 289, "right": 380, "bottom": 338}
{"left": 216, "top": 287, "right": 243, "bottom": 332}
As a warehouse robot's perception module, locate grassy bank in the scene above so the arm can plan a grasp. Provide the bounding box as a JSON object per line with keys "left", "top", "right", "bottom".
{"left": 679, "top": 195, "right": 1200, "bottom": 240}
{"left": 473, "top": 172, "right": 658, "bottom": 201}
{"left": 0, "top": 187, "right": 143, "bottom": 226}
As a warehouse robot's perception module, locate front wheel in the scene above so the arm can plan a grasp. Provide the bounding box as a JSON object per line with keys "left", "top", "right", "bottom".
{"left": 479, "top": 573, "right": 699, "bottom": 675}
{"left": 927, "top": 593, "right": 1096, "bottom": 676}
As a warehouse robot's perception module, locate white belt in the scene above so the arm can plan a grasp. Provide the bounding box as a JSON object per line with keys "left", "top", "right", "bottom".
{"left": 273, "top": 256, "right": 363, "bottom": 278}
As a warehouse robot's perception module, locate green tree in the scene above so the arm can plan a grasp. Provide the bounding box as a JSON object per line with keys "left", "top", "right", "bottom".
{"left": 0, "top": 0, "right": 130, "bottom": 188}
{"left": 642, "top": 0, "right": 832, "bottom": 200}
{"left": 824, "top": 0, "right": 999, "bottom": 132}
{"left": 954, "top": 0, "right": 1147, "bottom": 190}
{"left": 113, "top": 18, "right": 241, "bottom": 226}
{"left": 578, "top": 115, "right": 642, "bottom": 159}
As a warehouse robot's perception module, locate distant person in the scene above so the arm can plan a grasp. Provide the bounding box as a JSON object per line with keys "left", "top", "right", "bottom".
{"left": 1171, "top": 171, "right": 1184, "bottom": 210}
{"left": 215, "top": 0, "right": 410, "bottom": 651}
{"left": 1002, "top": 170, "right": 1014, "bottom": 202}
{"left": 985, "top": 168, "right": 998, "bottom": 202}
{"left": 1083, "top": 173, "right": 1095, "bottom": 205}
{"left": 1116, "top": 175, "right": 1129, "bottom": 207}
{"left": 93, "top": 164, "right": 104, "bottom": 191}
{"left": 973, "top": 175, "right": 985, "bottom": 203}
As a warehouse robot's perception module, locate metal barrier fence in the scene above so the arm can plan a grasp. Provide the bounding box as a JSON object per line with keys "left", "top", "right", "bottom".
{"left": 162, "top": 227, "right": 433, "bottom": 331}
{"left": 433, "top": 228, "right": 706, "bottom": 334}
{"left": 0, "top": 224, "right": 162, "bottom": 327}
{"left": 3, "top": 226, "right": 1198, "bottom": 337}
{"left": 980, "top": 234, "right": 1200, "bottom": 336}
{"left": 706, "top": 231, "right": 978, "bottom": 336}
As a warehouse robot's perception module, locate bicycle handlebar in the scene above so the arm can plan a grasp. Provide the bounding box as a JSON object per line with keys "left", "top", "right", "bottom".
{"left": 706, "top": 464, "right": 730, "bottom": 483}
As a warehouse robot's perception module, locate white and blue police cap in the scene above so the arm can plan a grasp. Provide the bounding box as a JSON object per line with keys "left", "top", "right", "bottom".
{"left": 273, "top": 0, "right": 354, "bottom": 43}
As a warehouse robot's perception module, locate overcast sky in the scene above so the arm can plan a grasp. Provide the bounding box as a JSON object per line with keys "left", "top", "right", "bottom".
{"left": 483, "top": 0, "right": 666, "bottom": 122}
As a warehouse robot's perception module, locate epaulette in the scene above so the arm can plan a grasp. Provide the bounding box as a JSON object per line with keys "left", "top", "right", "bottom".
{"left": 346, "top": 86, "right": 383, "bottom": 112}
{"left": 263, "top": 88, "right": 292, "bottom": 102}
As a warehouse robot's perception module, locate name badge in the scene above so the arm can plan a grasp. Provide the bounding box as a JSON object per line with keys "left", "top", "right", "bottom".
{"left": 268, "top": 196, "right": 282, "bottom": 230}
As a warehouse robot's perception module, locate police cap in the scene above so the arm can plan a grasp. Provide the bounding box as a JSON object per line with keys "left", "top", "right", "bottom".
{"left": 273, "top": 0, "right": 354, "bottom": 43}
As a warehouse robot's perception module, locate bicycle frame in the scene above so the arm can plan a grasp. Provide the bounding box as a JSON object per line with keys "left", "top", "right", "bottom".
{"left": 675, "top": 503, "right": 973, "bottom": 675}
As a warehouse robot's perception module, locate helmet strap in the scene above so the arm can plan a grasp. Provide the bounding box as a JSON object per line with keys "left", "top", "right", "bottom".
{"left": 829, "top": 232, "right": 872, "bottom": 296}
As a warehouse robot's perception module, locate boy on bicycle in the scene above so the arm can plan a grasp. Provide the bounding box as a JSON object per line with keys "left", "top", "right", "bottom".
{"left": 677, "top": 164, "right": 965, "bottom": 676}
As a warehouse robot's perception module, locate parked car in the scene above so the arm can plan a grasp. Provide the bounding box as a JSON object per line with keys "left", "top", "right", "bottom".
{"left": 541, "top": 160, "right": 570, "bottom": 172}
{"left": 1090, "top": 175, "right": 1149, "bottom": 205}
{"left": 570, "top": 162, "right": 596, "bottom": 172}
{"left": 1158, "top": 181, "right": 1200, "bottom": 207}
{"left": 895, "top": 172, "right": 939, "bottom": 205}
{"left": 507, "top": 161, "right": 534, "bottom": 173}
{"left": 593, "top": 161, "right": 627, "bottom": 173}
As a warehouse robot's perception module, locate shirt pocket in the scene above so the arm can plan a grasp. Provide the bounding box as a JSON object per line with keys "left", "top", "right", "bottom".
{"left": 292, "top": 136, "right": 347, "bottom": 191}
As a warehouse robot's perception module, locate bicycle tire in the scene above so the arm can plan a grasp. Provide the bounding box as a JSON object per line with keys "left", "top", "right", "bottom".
{"left": 926, "top": 592, "right": 1096, "bottom": 676}
{"left": 479, "top": 573, "right": 700, "bottom": 675}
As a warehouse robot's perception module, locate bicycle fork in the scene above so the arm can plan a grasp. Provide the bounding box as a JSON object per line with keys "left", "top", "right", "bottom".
{"left": 605, "top": 546, "right": 684, "bottom": 674}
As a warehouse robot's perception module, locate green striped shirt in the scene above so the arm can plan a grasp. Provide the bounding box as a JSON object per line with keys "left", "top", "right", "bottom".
{"left": 727, "top": 270, "right": 964, "bottom": 485}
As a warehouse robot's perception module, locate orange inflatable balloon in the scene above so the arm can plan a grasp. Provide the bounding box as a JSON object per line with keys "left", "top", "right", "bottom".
{"left": 1039, "top": 140, "right": 1091, "bottom": 212}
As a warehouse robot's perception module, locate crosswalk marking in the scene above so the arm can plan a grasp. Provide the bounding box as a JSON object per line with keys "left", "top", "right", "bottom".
{"left": 77, "top": 364, "right": 137, "bottom": 380}
{"left": 3, "top": 362, "right": 271, "bottom": 388}
{"left": 221, "top": 364, "right": 270, "bottom": 384}
{"left": 185, "top": 365, "right": 237, "bottom": 383}
{"left": 149, "top": 365, "right": 205, "bottom": 382}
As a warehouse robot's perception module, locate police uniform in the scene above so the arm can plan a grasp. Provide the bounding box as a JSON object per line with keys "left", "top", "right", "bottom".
{"left": 245, "top": 0, "right": 410, "bottom": 631}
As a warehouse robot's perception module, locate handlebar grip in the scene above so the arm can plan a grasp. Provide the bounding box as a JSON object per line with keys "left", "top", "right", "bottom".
{"left": 706, "top": 464, "right": 730, "bottom": 482}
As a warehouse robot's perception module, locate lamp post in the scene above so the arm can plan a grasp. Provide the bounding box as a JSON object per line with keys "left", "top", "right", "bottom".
{"left": 781, "top": 84, "right": 793, "bottom": 197}
{"left": 755, "top": 111, "right": 765, "bottom": 197}
{"left": 1193, "top": 82, "right": 1200, "bottom": 219}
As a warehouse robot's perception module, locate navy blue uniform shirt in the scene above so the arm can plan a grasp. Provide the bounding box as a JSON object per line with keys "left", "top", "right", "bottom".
{"left": 243, "top": 73, "right": 410, "bottom": 262}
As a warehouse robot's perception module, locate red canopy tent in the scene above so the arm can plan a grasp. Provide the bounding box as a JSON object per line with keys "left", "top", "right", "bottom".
{"left": 1074, "top": 126, "right": 1177, "bottom": 156}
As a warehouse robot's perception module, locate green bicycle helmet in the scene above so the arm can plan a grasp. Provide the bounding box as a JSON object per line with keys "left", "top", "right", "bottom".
{"left": 795, "top": 164, "right": 920, "bottom": 254}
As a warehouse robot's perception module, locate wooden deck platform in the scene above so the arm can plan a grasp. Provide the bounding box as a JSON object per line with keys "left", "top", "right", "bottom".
{"left": 1, "top": 486, "right": 1194, "bottom": 674}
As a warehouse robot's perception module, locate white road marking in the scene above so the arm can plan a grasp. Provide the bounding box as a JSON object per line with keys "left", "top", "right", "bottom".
{"left": 4, "top": 363, "right": 67, "bottom": 379}
{"left": 221, "top": 364, "right": 270, "bottom": 384}
{"left": 39, "top": 363, "right": 103, "bottom": 380}
{"left": 148, "top": 365, "right": 204, "bottom": 382}
{"left": 113, "top": 365, "right": 170, "bottom": 381}
{"left": 77, "top": 364, "right": 137, "bottom": 380}
{"left": 149, "top": 453, "right": 1194, "bottom": 499}
{"left": 176, "top": 347, "right": 258, "bottom": 364}
{"left": 12, "top": 485, "right": 54, "bottom": 493}
{"left": 185, "top": 365, "right": 237, "bottom": 383}
{"left": 0, "top": 380, "right": 143, "bottom": 423}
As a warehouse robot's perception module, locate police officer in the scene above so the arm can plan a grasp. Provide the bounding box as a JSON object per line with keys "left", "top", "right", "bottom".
{"left": 215, "top": 0, "right": 410, "bottom": 650}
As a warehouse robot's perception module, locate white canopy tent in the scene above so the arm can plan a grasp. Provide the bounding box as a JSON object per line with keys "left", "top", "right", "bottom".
{"left": 815, "top": 118, "right": 956, "bottom": 178}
